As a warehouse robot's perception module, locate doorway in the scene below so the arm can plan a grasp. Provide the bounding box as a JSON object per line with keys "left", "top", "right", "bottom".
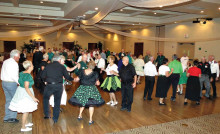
{"left": 35, "top": 41, "right": 46, "bottom": 49}
{"left": 63, "top": 42, "right": 74, "bottom": 50}
{"left": 4, "top": 41, "right": 16, "bottom": 53}
{"left": 134, "top": 42, "right": 143, "bottom": 57}
{"left": 177, "top": 42, "right": 195, "bottom": 60}
{"left": 88, "top": 43, "right": 97, "bottom": 51}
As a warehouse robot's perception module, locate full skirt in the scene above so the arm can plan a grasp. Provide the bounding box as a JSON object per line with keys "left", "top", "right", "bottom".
{"left": 155, "top": 76, "right": 169, "bottom": 98}
{"left": 101, "top": 76, "right": 121, "bottom": 92}
{"left": 185, "top": 76, "right": 201, "bottom": 101}
{"left": 178, "top": 72, "right": 188, "bottom": 84}
{"left": 9, "top": 86, "right": 38, "bottom": 113}
{"left": 69, "top": 85, "right": 105, "bottom": 108}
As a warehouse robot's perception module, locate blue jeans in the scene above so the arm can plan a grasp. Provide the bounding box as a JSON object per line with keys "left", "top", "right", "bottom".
{"left": 2, "top": 81, "right": 18, "bottom": 120}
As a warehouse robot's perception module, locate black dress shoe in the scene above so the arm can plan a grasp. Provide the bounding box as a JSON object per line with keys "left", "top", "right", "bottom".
{"left": 127, "top": 109, "right": 131, "bottom": 112}
{"left": 120, "top": 107, "right": 127, "bottom": 111}
{"left": 184, "top": 102, "right": 188, "bottom": 105}
{"left": 53, "top": 120, "right": 58, "bottom": 124}
{"left": 44, "top": 116, "right": 51, "bottom": 119}
{"left": 147, "top": 98, "right": 152, "bottom": 100}
{"left": 7, "top": 118, "right": 19, "bottom": 123}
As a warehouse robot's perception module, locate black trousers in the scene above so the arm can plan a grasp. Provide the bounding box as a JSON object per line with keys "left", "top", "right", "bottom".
{"left": 144, "top": 76, "right": 155, "bottom": 99}
{"left": 43, "top": 84, "right": 63, "bottom": 122}
{"left": 211, "top": 73, "right": 217, "bottom": 97}
{"left": 168, "top": 73, "right": 180, "bottom": 98}
{"left": 121, "top": 83, "right": 134, "bottom": 111}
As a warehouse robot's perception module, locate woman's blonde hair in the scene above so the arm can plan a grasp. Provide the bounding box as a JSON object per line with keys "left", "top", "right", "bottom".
{"left": 87, "top": 61, "right": 96, "bottom": 70}
{"left": 108, "top": 55, "right": 115, "bottom": 62}
{"left": 138, "top": 55, "right": 143, "bottom": 59}
{"left": 23, "top": 60, "right": 32, "bottom": 70}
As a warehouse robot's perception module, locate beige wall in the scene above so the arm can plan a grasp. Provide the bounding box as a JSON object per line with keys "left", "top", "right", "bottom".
{"left": 164, "top": 18, "right": 220, "bottom": 61}
{"left": 0, "top": 30, "right": 104, "bottom": 52}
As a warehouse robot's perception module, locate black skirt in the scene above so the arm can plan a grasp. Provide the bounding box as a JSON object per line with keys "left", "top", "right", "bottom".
{"left": 185, "top": 76, "right": 201, "bottom": 101}
{"left": 155, "top": 76, "right": 169, "bottom": 98}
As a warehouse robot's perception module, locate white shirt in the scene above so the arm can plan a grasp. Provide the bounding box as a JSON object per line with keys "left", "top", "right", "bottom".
{"left": 97, "top": 58, "right": 105, "bottom": 69}
{"left": 105, "top": 64, "right": 118, "bottom": 75}
{"left": 93, "top": 51, "right": 99, "bottom": 57}
{"left": 144, "top": 61, "right": 157, "bottom": 76}
{"left": 181, "top": 56, "right": 189, "bottom": 71}
{"left": 210, "top": 60, "right": 219, "bottom": 77}
{"left": 1, "top": 58, "right": 19, "bottom": 83}
{"left": 87, "top": 53, "right": 91, "bottom": 62}
{"left": 159, "top": 65, "right": 170, "bottom": 76}
{"left": 77, "top": 56, "right": 82, "bottom": 63}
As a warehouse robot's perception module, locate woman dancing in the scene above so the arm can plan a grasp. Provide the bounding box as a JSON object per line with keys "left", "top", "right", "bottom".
{"left": 69, "top": 61, "right": 105, "bottom": 125}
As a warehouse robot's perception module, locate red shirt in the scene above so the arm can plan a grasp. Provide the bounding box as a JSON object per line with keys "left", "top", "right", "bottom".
{"left": 187, "top": 67, "right": 201, "bottom": 77}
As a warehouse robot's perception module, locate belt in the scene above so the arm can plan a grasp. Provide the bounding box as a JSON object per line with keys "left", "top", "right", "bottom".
{"left": 2, "top": 81, "right": 16, "bottom": 83}
{"left": 47, "top": 82, "right": 62, "bottom": 85}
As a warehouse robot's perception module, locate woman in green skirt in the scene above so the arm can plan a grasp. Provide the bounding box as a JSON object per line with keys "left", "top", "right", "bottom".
{"left": 101, "top": 56, "right": 121, "bottom": 106}
{"left": 69, "top": 61, "right": 105, "bottom": 125}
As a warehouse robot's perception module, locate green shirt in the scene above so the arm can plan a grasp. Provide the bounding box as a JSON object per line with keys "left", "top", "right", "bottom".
{"left": 74, "top": 61, "right": 88, "bottom": 76}
{"left": 144, "top": 55, "right": 151, "bottom": 63}
{"left": 106, "top": 50, "right": 110, "bottom": 57}
{"left": 48, "top": 52, "right": 54, "bottom": 61}
{"left": 156, "top": 55, "right": 165, "bottom": 65}
{"left": 18, "top": 72, "right": 34, "bottom": 88}
{"left": 168, "top": 60, "right": 183, "bottom": 74}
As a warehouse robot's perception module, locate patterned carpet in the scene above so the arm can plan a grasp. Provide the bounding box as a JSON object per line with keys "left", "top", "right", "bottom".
{"left": 109, "top": 113, "right": 220, "bottom": 134}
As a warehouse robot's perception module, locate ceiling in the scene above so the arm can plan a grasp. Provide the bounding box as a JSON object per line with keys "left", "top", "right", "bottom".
{"left": 0, "top": 0, "right": 220, "bottom": 32}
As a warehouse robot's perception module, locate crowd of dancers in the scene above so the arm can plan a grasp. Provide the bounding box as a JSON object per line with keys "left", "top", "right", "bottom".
{"left": 1, "top": 47, "right": 219, "bottom": 132}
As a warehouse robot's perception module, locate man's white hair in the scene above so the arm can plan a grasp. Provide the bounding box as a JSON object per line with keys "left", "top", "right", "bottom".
{"left": 10, "top": 49, "right": 20, "bottom": 58}
{"left": 123, "top": 56, "right": 129, "bottom": 61}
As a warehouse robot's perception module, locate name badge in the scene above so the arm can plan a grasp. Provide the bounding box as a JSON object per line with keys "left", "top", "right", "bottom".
{"left": 205, "top": 66, "right": 207, "bottom": 68}
{"left": 82, "top": 67, "right": 85, "bottom": 69}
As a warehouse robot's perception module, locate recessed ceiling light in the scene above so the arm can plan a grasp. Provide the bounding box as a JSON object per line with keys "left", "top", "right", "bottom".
{"left": 159, "top": 5, "right": 163, "bottom": 8}
{"left": 40, "top": 1, "right": 43, "bottom": 3}
{"left": 120, "top": 9, "right": 123, "bottom": 11}
{"left": 95, "top": 7, "right": 98, "bottom": 10}
{"left": 154, "top": 12, "right": 157, "bottom": 15}
{"left": 132, "top": 24, "right": 134, "bottom": 25}
{"left": 174, "top": 22, "right": 177, "bottom": 23}
{"left": 219, "top": 7, "right": 220, "bottom": 10}
{"left": 6, "top": 24, "right": 8, "bottom": 25}
{"left": 39, "top": 15, "right": 42, "bottom": 19}
{"left": 200, "top": 11, "right": 204, "bottom": 13}
{"left": 83, "top": 14, "right": 86, "bottom": 17}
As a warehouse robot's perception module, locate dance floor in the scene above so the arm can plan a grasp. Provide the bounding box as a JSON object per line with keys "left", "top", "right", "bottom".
{"left": 1, "top": 77, "right": 220, "bottom": 134}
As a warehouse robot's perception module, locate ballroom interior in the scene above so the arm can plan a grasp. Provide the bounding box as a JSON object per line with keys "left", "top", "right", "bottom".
{"left": 0, "top": 0, "right": 220, "bottom": 134}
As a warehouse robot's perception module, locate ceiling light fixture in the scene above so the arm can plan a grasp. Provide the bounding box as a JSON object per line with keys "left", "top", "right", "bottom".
{"left": 154, "top": 12, "right": 157, "bottom": 15}
{"left": 39, "top": 15, "right": 42, "bottom": 19}
{"left": 40, "top": 1, "right": 43, "bottom": 3}
{"left": 83, "top": 14, "right": 86, "bottom": 17}
{"left": 120, "top": 9, "right": 123, "bottom": 11}
{"left": 95, "top": 7, "right": 98, "bottom": 10}
{"left": 219, "top": 7, "right": 220, "bottom": 10}
{"left": 200, "top": 10, "right": 204, "bottom": 13}
{"left": 174, "top": 22, "right": 177, "bottom": 23}
{"left": 6, "top": 24, "right": 8, "bottom": 25}
{"left": 132, "top": 24, "right": 134, "bottom": 25}
{"left": 159, "top": 5, "right": 163, "bottom": 8}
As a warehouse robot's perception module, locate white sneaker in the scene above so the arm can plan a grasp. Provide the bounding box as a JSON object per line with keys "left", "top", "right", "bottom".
{"left": 111, "top": 101, "right": 118, "bottom": 106}
{"left": 25, "top": 123, "right": 33, "bottom": 127}
{"left": 21, "top": 127, "right": 32, "bottom": 132}
{"left": 106, "top": 101, "right": 113, "bottom": 105}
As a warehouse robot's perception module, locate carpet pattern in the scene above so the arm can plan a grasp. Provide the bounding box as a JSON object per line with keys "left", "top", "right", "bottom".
{"left": 109, "top": 113, "right": 220, "bottom": 134}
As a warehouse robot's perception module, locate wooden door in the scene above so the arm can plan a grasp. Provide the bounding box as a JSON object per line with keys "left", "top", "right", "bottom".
{"left": 4, "top": 41, "right": 16, "bottom": 52}
{"left": 88, "top": 43, "right": 97, "bottom": 51}
{"left": 63, "top": 42, "right": 74, "bottom": 50}
{"left": 134, "top": 42, "right": 143, "bottom": 57}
